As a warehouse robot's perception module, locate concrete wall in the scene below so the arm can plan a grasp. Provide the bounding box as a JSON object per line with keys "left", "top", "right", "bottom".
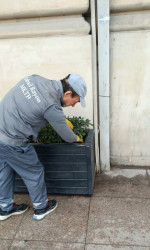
{"left": 0, "top": 0, "right": 93, "bottom": 122}
{"left": 0, "top": 0, "right": 89, "bottom": 19}
{"left": 110, "top": 0, "right": 150, "bottom": 166}
{"left": 3, "top": 0, "right": 149, "bottom": 168}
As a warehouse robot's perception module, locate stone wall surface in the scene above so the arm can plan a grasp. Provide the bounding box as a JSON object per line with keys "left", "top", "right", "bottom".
{"left": 3, "top": 0, "right": 150, "bottom": 168}
{"left": 111, "top": 11, "right": 150, "bottom": 31}
{"left": 110, "top": 1, "right": 150, "bottom": 166}
{"left": 0, "top": 36, "right": 93, "bottom": 121}
{"left": 110, "top": 31, "right": 150, "bottom": 157}
{"left": 110, "top": 0, "right": 150, "bottom": 12}
{"left": 0, "top": 15, "right": 90, "bottom": 39}
{"left": 0, "top": 0, "right": 89, "bottom": 19}
{"left": 0, "top": 0, "right": 93, "bottom": 122}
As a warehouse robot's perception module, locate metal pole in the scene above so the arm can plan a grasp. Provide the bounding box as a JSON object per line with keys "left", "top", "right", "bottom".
{"left": 90, "top": 0, "right": 100, "bottom": 172}
{"left": 97, "top": 0, "right": 110, "bottom": 171}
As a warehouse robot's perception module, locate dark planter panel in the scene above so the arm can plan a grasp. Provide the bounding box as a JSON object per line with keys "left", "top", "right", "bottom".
{"left": 15, "top": 130, "right": 95, "bottom": 196}
{"left": 45, "top": 179, "right": 88, "bottom": 187}
{"left": 45, "top": 171, "right": 88, "bottom": 179}
{"left": 15, "top": 178, "right": 88, "bottom": 187}
{"left": 38, "top": 154, "right": 87, "bottom": 163}
{"left": 44, "top": 163, "right": 87, "bottom": 171}
{"left": 46, "top": 187, "right": 88, "bottom": 195}
{"left": 35, "top": 144, "right": 86, "bottom": 155}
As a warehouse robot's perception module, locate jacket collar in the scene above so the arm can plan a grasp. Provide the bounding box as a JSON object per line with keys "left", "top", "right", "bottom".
{"left": 57, "top": 80, "right": 64, "bottom": 107}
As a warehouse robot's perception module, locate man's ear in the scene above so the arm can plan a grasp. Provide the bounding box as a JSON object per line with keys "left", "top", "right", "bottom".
{"left": 64, "top": 91, "right": 72, "bottom": 97}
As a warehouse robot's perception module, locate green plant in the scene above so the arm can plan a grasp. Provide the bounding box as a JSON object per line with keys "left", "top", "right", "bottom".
{"left": 38, "top": 116, "right": 92, "bottom": 144}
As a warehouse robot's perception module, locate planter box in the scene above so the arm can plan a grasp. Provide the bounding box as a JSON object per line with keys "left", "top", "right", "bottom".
{"left": 15, "top": 129, "right": 95, "bottom": 196}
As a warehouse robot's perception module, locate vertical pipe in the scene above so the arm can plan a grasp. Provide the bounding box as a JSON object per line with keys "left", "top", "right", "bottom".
{"left": 97, "top": 0, "right": 110, "bottom": 171}
{"left": 90, "top": 0, "right": 100, "bottom": 172}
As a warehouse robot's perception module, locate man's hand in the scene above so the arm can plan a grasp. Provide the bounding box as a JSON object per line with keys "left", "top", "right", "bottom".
{"left": 65, "top": 119, "right": 83, "bottom": 142}
{"left": 76, "top": 135, "right": 83, "bottom": 143}
{"left": 66, "top": 119, "right": 74, "bottom": 130}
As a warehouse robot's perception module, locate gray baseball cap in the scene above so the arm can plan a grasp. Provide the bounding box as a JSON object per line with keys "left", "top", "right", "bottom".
{"left": 67, "top": 73, "right": 87, "bottom": 107}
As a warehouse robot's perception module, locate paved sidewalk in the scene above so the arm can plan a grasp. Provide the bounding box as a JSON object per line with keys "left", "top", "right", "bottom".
{"left": 0, "top": 169, "right": 150, "bottom": 249}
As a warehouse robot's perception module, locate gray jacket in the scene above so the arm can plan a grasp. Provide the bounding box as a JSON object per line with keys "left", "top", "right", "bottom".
{"left": 0, "top": 75, "right": 77, "bottom": 146}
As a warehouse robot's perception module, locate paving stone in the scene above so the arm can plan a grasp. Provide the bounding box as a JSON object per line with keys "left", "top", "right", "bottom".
{"left": 86, "top": 197, "right": 150, "bottom": 246}
{"left": 10, "top": 240, "right": 85, "bottom": 250}
{"left": 0, "top": 211, "right": 28, "bottom": 239}
{"left": 14, "top": 208, "right": 88, "bottom": 243}
{"left": 85, "top": 244, "right": 150, "bottom": 250}
{"left": 47, "top": 195, "right": 90, "bottom": 215}
{"left": 147, "top": 170, "right": 150, "bottom": 185}
{"left": 93, "top": 171, "right": 150, "bottom": 198}
{"left": 14, "top": 193, "right": 33, "bottom": 208}
{"left": 14, "top": 192, "right": 50, "bottom": 209}
{"left": 14, "top": 193, "right": 73, "bottom": 208}
{"left": 14, "top": 193, "right": 90, "bottom": 215}
{"left": 0, "top": 239, "right": 12, "bottom": 249}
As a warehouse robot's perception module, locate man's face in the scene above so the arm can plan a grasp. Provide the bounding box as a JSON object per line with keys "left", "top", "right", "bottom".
{"left": 62, "top": 91, "right": 80, "bottom": 107}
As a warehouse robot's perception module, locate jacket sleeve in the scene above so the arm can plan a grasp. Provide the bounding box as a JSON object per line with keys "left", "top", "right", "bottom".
{"left": 43, "top": 105, "right": 77, "bottom": 143}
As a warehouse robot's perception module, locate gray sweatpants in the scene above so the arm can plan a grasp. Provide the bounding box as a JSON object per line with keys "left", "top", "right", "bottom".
{"left": 0, "top": 141, "right": 48, "bottom": 211}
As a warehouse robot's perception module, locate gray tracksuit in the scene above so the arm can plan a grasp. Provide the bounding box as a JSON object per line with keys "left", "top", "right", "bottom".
{"left": 0, "top": 75, "right": 77, "bottom": 211}
{"left": 0, "top": 74, "right": 77, "bottom": 146}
